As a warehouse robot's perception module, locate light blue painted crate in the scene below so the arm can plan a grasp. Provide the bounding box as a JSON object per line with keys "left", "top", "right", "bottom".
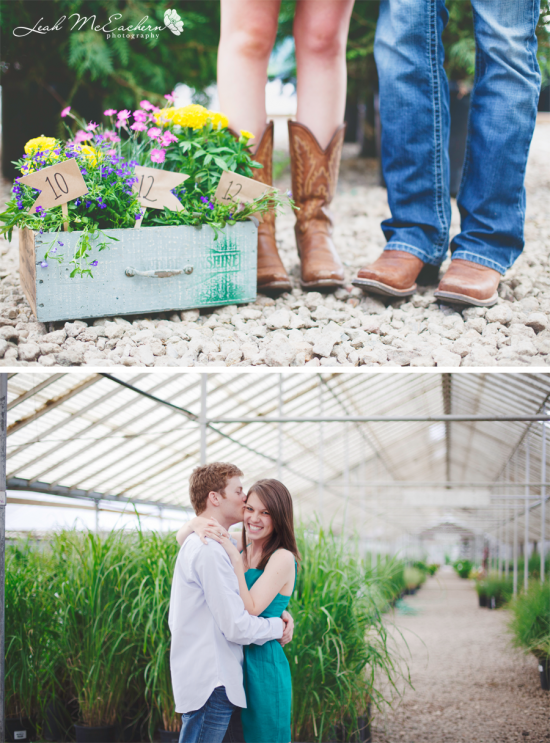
{"left": 20, "top": 221, "right": 258, "bottom": 323}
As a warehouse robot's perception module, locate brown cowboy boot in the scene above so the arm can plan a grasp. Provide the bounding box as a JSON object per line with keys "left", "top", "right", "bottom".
{"left": 288, "top": 121, "right": 346, "bottom": 290}
{"left": 434, "top": 258, "right": 501, "bottom": 307}
{"left": 251, "top": 122, "right": 291, "bottom": 292}
{"left": 352, "top": 250, "right": 425, "bottom": 298}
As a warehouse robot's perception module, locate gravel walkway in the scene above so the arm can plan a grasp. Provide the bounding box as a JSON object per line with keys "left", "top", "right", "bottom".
{"left": 373, "top": 567, "right": 549, "bottom": 743}
{"left": 0, "top": 118, "right": 548, "bottom": 368}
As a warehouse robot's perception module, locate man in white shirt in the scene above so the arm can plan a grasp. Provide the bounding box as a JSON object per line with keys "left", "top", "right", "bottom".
{"left": 169, "top": 462, "right": 294, "bottom": 743}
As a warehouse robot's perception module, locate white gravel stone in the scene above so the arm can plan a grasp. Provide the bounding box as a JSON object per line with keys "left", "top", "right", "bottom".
{"left": 41, "top": 329, "right": 66, "bottom": 344}
{"left": 17, "top": 342, "right": 40, "bottom": 361}
{"left": 0, "top": 339, "right": 8, "bottom": 358}
{"left": 266, "top": 309, "right": 292, "bottom": 330}
{"left": 525, "top": 312, "right": 548, "bottom": 333}
{"left": 104, "top": 321, "right": 125, "bottom": 339}
{"left": 136, "top": 345, "right": 155, "bottom": 366}
{"left": 432, "top": 348, "right": 462, "bottom": 367}
{"left": 485, "top": 303, "right": 513, "bottom": 325}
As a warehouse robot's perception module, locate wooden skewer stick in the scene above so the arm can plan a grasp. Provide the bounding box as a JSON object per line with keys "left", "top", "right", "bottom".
{"left": 134, "top": 207, "right": 146, "bottom": 229}
{"left": 62, "top": 202, "right": 69, "bottom": 232}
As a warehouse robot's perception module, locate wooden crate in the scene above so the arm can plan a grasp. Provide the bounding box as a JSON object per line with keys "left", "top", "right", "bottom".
{"left": 20, "top": 221, "right": 257, "bottom": 322}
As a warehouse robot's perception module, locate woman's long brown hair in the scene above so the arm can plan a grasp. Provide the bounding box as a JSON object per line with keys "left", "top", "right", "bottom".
{"left": 241, "top": 479, "right": 301, "bottom": 571}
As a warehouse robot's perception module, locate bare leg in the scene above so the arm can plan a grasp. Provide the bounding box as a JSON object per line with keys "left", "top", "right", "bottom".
{"left": 293, "top": 0, "right": 355, "bottom": 148}
{"left": 218, "top": 0, "right": 281, "bottom": 142}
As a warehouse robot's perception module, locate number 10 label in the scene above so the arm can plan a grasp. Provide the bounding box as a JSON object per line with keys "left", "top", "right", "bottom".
{"left": 18, "top": 158, "right": 89, "bottom": 214}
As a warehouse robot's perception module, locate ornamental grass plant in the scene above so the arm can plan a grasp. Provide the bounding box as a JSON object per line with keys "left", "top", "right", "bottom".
{"left": 5, "top": 541, "right": 58, "bottom": 722}
{"left": 287, "top": 528, "right": 409, "bottom": 743}
{"left": 509, "top": 581, "right": 550, "bottom": 660}
{"left": 6, "top": 526, "right": 408, "bottom": 741}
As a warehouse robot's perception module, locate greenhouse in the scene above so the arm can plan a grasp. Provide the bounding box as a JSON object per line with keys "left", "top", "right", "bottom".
{"left": 2, "top": 371, "right": 550, "bottom": 742}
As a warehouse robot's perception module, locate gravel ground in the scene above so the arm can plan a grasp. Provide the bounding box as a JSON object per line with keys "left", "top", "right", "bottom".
{"left": 0, "top": 118, "right": 549, "bottom": 368}
{"left": 373, "top": 567, "right": 549, "bottom": 743}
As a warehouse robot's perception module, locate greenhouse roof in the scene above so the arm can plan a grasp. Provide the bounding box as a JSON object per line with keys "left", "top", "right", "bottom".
{"left": 6, "top": 371, "right": 550, "bottom": 545}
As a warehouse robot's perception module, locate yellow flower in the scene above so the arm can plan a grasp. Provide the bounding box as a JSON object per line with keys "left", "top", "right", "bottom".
{"left": 24, "top": 136, "right": 58, "bottom": 155}
{"left": 240, "top": 130, "right": 255, "bottom": 140}
{"left": 154, "top": 105, "right": 229, "bottom": 131}
{"left": 75, "top": 145, "right": 99, "bottom": 166}
{"left": 209, "top": 111, "right": 229, "bottom": 129}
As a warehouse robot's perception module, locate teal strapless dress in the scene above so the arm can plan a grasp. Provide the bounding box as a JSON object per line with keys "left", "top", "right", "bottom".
{"left": 241, "top": 567, "right": 294, "bottom": 743}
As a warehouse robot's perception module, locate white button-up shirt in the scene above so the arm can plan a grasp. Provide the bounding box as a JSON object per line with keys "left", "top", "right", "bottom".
{"left": 169, "top": 534, "right": 283, "bottom": 713}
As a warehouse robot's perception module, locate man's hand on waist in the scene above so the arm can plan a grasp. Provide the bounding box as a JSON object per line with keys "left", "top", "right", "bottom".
{"left": 279, "top": 610, "right": 294, "bottom": 646}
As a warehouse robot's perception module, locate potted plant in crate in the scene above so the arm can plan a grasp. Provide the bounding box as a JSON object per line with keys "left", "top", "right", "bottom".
{"left": 509, "top": 582, "right": 550, "bottom": 691}
{"left": 0, "top": 98, "right": 288, "bottom": 323}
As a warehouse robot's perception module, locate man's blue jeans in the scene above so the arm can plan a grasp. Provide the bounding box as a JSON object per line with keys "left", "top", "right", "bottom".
{"left": 375, "top": 0, "right": 541, "bottom": 274}
{"left": 179, "top": 686, "right": 236, "bottom": 743}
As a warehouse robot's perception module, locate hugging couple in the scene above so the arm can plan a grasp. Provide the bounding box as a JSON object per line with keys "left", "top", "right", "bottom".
{"left": 219, "top": 0, "right": 542, "bottom": 307}
{"left": 169, "top": 462, "right": 299, "bottom": 743}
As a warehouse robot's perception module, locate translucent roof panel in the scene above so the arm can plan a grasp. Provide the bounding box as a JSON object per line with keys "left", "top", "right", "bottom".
{"left": 6, "top": 371, "right": 550, "bottom": 544}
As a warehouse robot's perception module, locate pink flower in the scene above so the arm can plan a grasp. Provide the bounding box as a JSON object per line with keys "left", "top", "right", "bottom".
{"left": 106, "top": 149, "right": 116, "bottom": 155}
{"left": 74, "top": 130, "right": 92, "bottom": 143}
{"left": 151, "top": 106, "right": 161, "bottom": 114}
{"left": 117, "top": 109, "right": 131, "bottom": 121}
{"left": 164, "top": 91, "right": 176, "bottom": 103}
{"left": 150, "top": 149, "right": 166, "bottom": 163}
{"left": 160, "top": 131, "right": 178, "bottom": 146}
{"left": 86, "top": 121, "right": 98, "bottom": 131}
{"left": 147, "top": 127, "right": 162, "bottom": 139}
{"left": 130, "top": 122, "right": 147, "bottom": 132}
{"left": 61, "top": 106, "right": 71, "bottom": 117}
{"left": 140, "top": 100, "right": 154, "bottom": 111}
{"left": 133, "top": 110, "right": 148, "bottom": 123}
{"left": 104, "top": 109, "right": 117, "bottom": 116}
{"left": 102, "top": 130, "right": 120, "bottom": 143}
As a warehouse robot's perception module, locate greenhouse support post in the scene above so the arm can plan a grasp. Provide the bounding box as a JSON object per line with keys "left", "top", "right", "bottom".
{"left": 542, "top": 418, "right": 546, "bottom": 583}
{"left": 0, "top": 373, "right": 6, "bottom": 743}
{"left": 200, "top": 374, "right": 207, "bottom": 465}
{"left": 524, "top": 436, "right": 530, "bottom": 592}
{"left": 513, "top": 500, "right": 518, "bottom": 597}
{"left": 277, "top": 375, "right": 283, "bottom": 481}
{"left": 318, "top": 379, "right": 324, "bottom": 527}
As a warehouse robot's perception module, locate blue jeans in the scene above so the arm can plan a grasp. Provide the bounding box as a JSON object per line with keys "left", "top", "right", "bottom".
{"left": 179, "top": 686, "right": 237, "bottom": 743}
{"left": 375, "top": 0, "right": 541, "bottom": 274}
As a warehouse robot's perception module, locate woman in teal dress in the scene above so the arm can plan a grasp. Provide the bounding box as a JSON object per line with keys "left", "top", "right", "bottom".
{"left": 177, "top": 479, "right": 300, "bottom": 743}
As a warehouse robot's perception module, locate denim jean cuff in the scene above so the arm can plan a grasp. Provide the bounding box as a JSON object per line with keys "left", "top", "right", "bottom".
{"left": 450, "top": 250, "right": 507, "bottom": 275}
{"left": 385, "top": 242, "right": 442, "bottom": 267}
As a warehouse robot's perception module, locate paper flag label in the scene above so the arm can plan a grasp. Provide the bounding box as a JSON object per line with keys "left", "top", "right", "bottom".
{"left": 19, "top": 158, "right": 89, "bottom": 214}
{"left": 133, "top": 166, "right": 189, "bottom": 212}
{"left": 214, "top": 171, "right": 275, "bottom": 207}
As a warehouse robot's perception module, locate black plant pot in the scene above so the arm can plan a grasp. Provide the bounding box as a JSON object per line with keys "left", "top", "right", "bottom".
{"left": 478, "top": 594, "right": 488, "bottom": 608}
{"left": 159, "top": 730, "right": 180, "bottom": 743}
{"left": 538, "top": 657, "right": 550, "bottom": 691}
{"left": 333, "top": 707, "right": 372, "bottom": 743}
{"left": 6, "top": 717, "right": 37, "bottom": 742}
{"left": 74, "top": 725, "right": 115, "bottom": 743}
{"left": 44, "top": 698, "right": 79, "bottom": 742}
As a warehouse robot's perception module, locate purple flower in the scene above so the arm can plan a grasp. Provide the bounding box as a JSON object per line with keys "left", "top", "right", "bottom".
{"left": 40, "top": 261, "right": 48, "bottom": 268}
{"left": 50, "top": 246, "right": 58, "bottom": 255}
{"left": 75, "top": 199, "right": 81, "bottom": 206}
{"left": 90, "top": 260, "right": 98, "bottom": 267}
{"left": 208, "top": 203, "right": 214, "bottom": 210}
{"left": 200, "top": 196, "right": 208, "bottom": 204}
{"left": 57, "top": 240, "right": 64, "bottom": 246}
{"left": 134, "top": 212, "right": 142, "bottom": 220}
{"left": 85, "top": 201, "right": 92, "bottom": 208}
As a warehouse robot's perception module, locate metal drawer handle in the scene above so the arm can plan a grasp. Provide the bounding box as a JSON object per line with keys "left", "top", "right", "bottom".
{"left": 125, "top": 266, "right": 193, "bottom": 278}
